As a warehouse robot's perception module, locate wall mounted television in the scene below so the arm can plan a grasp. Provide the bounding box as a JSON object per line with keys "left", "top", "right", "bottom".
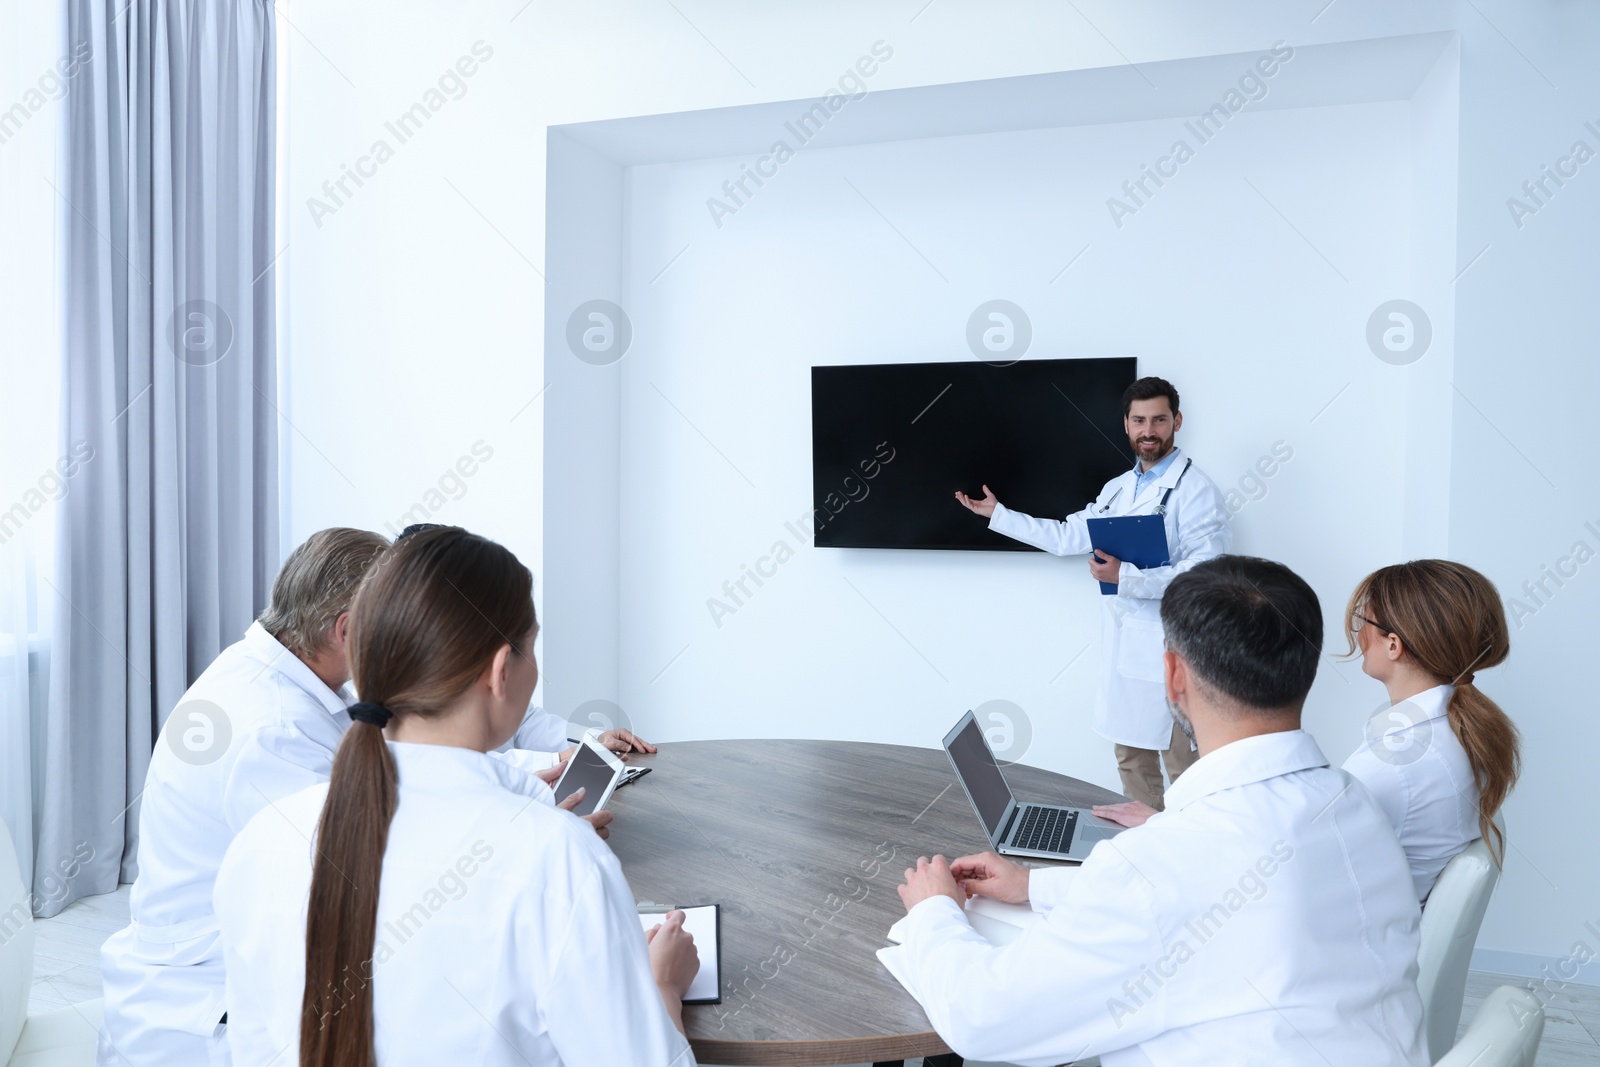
{"left": 810, "top": 357, "right": 1138, "bottom": 550}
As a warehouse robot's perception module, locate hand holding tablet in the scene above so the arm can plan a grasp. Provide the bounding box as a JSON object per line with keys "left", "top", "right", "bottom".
{"left": 553, "top": 731, "right": 627, "bottom": 816}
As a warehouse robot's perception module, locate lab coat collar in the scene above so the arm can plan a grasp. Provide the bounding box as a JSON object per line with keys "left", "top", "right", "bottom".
{"left": 1162, "top": 728, "right": 1330, "bottom": 813}
{"left": 242, "top": 621, "right": 349, "bottom": 719}
{"left": 386, "top": 740, "right": 552, "bottom": 801}
{"left": 1375, "top": 684, "right": 1454, "bottom": 738}
{"left": 1144, "top": 446, "right": 1188, "bottom": 487}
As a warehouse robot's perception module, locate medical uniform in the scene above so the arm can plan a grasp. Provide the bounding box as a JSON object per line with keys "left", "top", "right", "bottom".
{"left": 213, "top": 742, "right": 693, "bottom": 1067}
{"left": 888, "top": 730, "right": 1427, "bottom": 1066}
{"left": 500, "top": 703, "right": 571, "bottom": 768}
{"left": 97, "top": 622, "right": 568, "bottom": 1066}
{"left": 987, "top": 448, "right": 1230, "bottom": 802}
{"left": 1343, "top": 684, "right": 1480, "bottom": 902}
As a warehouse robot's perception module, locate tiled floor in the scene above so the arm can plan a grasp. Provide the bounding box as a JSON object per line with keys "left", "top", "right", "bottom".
{"left": 1461, "top": 969, "right": 1600, "bottom": 1067}
{"left": 27, "top": 885, "right": 1600, "bottom": 1066}
{"left": 27, "top": 884, "right": 129, "bottom": 1015}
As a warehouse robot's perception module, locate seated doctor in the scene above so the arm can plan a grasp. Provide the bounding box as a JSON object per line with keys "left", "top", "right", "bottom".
{"left": 214, "top": 526, "right": 699, "bottom": 1067}
{"left": 1341, "top": 559, "right": 1520, "bottom": 901}
{"left": 99, "top": 528, "right": 606, "bottom": 1067}
{"left": 1093, "top": 558, "right": 1523, "bottom": 904}
{"left": 893, "top": 556, "right": 1427, "bottom": 1066}
{"left": 395, "top": 522, "right": 655, "bottom": 765}
{"left": 98, "top": 527, "right": 390, "bottom": 1067}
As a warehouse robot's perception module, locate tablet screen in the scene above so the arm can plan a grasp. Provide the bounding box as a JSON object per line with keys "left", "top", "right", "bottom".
{"left": 553, "top": 744, "right": 618, "bottom": 816}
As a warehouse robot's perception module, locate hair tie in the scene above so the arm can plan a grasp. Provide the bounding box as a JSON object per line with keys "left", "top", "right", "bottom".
{"left": 348, "top": 701, "right": 393, "bottom": 728}
{"left": 1455, "top": 672, "right": 1475, "bottom": 687}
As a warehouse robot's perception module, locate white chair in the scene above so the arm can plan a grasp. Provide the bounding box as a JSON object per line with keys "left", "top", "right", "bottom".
{"left": 1434, "top": 984, "right": 1544, "bottom": 1067}
{"left": 1417, "top": 819, "right": 1504, "bottom": 1063}
{"left": 0, "top": 818, "right": 100, "bottom": 1067}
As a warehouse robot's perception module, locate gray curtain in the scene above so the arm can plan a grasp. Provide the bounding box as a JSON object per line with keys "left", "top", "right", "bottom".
{"left": 35, "top": 0, "right": 278, "bottom": 915}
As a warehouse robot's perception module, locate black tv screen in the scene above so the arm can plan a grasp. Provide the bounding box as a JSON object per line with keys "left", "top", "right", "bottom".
{"left": 811, "top": 357, "right": 1137, "bottom": 550}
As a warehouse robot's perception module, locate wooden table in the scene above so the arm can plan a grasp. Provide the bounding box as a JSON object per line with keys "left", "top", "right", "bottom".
{"left": 605, "top": 739, "right": 1125, "bottom": 1066}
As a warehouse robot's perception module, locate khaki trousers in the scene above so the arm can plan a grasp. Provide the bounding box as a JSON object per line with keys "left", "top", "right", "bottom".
{"left": 1114, "top": 723, "right": 1200, "bottom": 811}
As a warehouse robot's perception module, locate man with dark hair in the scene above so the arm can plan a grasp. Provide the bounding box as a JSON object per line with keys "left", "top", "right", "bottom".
{"left": 888, "top": 556, "right": 1427, "bottom": 1065}
{"left": 396, "top": 521, "right": 449, "bottom": 539}
{"left": 956, "top": 375, "right": 1231, "bottom": 810}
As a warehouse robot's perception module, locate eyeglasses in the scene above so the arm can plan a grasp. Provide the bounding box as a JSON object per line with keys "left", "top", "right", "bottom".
{"left": 1353, "top": 613, "right": 1407, "bottom": 647}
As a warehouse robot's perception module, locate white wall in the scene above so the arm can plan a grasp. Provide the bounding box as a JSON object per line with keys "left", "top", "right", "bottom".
{"left": 279, "top": 0, "right": 1600, "bottom": 976}
{"left": 616, "top": 102, "right": 1421, "bottom": 796}
{"left": 543, "top": 133, "right": 626, "bottom": 717}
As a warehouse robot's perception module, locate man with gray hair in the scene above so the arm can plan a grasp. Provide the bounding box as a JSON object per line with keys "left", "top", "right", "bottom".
{"left": 97, "top": 528, "right": 392, "bottom": 1065}
{"left": 99, "top": 525, "right": 630, "bottom": 1065}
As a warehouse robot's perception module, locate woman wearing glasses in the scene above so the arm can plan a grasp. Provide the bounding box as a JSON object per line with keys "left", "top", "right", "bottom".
{"left": 1342, "top": 559, "right": 1521, "bottom": 902}
{"left": 214, "top": 527, "right": 698, "bottom": 1066}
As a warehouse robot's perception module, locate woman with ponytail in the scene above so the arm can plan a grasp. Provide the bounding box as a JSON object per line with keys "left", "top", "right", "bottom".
{"left": 1342, "top": 559, "right": 1521, "bottom": 903}
{"left": 213, "top": 527, "right": 699, "bottom": 1066}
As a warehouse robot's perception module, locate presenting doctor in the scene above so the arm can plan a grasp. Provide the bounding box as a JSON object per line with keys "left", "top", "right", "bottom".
{"left": 955, "top": 376, "right": 1230, "bottom": 810}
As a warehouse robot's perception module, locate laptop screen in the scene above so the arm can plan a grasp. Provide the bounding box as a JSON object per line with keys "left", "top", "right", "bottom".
{"left": 945, "top": 714, "right": 1014, "bottom": 836}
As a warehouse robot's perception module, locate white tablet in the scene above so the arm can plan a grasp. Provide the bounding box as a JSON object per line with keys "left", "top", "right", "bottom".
{"left": 552, "top": 731, "right": 625, "bottom": 816}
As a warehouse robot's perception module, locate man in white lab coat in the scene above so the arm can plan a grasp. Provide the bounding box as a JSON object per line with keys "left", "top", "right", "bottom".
{"left": 97, "top": 527, "right": 648, "bottom": 1066}
{"left": 98, "top": 528, "right": 392, "bottom": 1066}
{"left": 956, "top": 376, "right": 1230, "bottom": 810}
{"left": 890, "top": 555, "right": 1427, "bottom": 1066}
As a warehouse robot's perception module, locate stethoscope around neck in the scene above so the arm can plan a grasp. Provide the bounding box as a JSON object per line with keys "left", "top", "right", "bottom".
{"left": 1094, "top": 457, "right": 1193, "bottom": 516}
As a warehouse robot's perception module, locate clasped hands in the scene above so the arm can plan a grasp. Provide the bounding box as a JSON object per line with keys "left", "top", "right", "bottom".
{"left": 896, "top": 851, "right": 1031, "bottom": 912}
{"left": 897, "top": 802, "right": 1158, "bottom": 911}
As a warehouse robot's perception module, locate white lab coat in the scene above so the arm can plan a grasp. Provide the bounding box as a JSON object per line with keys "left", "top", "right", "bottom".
{"left": 213, "top": 742, "right": 694, "bottom": 1067}
{"left": 504, "top": 701, "right": 571, "bottom": 764}
{"left": 1343, "top": 684, "right": 1481, "bottom": 902}
{"left": 988, "top": 448, "right": 1232, "bottom": 749}
{"left": 98, "top": 622, "right": 568, "bottom": 1066}
{"left": 885, "top": 730, "right": 1427, "bottom": 1066}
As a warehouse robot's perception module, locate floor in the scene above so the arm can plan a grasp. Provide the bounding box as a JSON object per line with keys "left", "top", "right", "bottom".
{"left": 25, "top": 885, "right": 129, "bottom": 1015}
{"left": 27, "top": 886, "right": 1600, "bottom": 1066}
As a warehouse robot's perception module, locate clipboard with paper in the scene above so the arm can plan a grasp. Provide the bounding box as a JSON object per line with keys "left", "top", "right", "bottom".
{"left": 1086, "top": 514, "right": 1171, "bottom": 595}
{"left": 638, "top": 905, "right": 721, "bottom": 1003}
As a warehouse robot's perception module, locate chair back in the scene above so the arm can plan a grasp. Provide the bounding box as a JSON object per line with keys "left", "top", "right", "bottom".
{"left": 0, "top": 817, "right": 35, "bottom": 1062}
{"left": 1418, "top": 824, "right": 1503, "bottom": 1062}
{"left": 1434, "top": 984, "right": 1544, "bottom": 1067}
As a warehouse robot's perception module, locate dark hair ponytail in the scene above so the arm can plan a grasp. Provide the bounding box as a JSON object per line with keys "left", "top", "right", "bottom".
{"left": 299, "top": 527, "right": 536, "bottom": 1065}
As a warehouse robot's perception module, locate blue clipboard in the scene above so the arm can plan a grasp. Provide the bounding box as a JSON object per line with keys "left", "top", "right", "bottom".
{"left": 1086, "top": 515, "right": 1171, "bottom": 595}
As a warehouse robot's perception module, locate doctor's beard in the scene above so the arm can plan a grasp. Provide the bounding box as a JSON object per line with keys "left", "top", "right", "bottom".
{"left": 1168, "top": 697, "right": 1195, "bottom": 745}
{"left": 1131, "top": 433, "right": 1174, "bottom": 465}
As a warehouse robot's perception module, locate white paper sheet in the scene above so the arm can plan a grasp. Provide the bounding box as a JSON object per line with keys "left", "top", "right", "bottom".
{"left": 640, "top": 905, "right": 719, "bottom": 1003}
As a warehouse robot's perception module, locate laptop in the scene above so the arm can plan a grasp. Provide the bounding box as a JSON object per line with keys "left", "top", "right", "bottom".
{"left": 942, "top": 710, "right": 1124, "bottom": 862}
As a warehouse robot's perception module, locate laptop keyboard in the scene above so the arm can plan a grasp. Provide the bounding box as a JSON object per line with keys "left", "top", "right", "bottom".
{"left": 1013, "top": 805, "right": 1077, "bottom": 854}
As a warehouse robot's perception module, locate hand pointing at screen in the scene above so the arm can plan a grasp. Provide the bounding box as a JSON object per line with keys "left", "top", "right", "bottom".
{"left": 954, "top": 484, "right": 999, "bottom": 518}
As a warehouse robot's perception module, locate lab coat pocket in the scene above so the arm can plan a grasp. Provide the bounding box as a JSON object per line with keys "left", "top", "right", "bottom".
{"left": 1114, "top": 616, "right": 1166, "bottom": 683}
